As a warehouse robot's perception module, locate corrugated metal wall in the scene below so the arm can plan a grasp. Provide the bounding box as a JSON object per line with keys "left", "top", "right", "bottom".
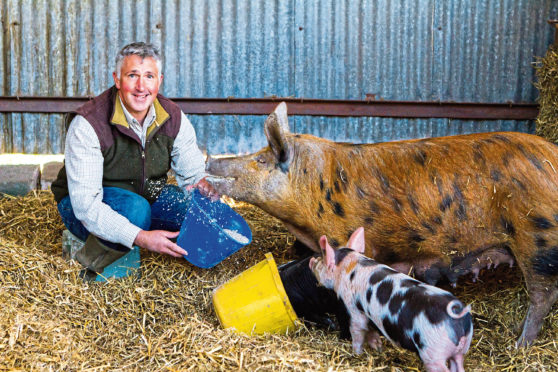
{"left": 0, "top": 0, "right": 556, "bottom": 154}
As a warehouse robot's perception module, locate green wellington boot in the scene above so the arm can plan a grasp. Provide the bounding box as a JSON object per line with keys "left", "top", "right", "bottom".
{"left": 72, "top": 234, "right": 140, "bottom": 282}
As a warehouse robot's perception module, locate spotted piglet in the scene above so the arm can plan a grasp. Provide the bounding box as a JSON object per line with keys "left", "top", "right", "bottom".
{"left": 310, "top": 227, "right": 473, "bottom": 372}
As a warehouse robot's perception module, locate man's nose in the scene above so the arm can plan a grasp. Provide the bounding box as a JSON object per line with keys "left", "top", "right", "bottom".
{"left": 135, "top": 77, "right": 145, "bottom": 90}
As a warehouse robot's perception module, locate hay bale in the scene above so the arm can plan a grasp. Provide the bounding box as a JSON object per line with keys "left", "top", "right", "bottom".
{"left": 535, "top": 46, "right": 558, "bottom": 143}
{"left": 0, "top": 191, "right": 557, "bottom": 371}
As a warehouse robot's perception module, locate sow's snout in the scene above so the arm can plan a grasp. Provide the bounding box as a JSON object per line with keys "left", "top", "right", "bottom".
{"left": 205, "top": 155, "right": 245, "bottom": 198}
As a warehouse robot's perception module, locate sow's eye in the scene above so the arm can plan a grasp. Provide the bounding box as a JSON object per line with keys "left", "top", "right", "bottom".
{"left": 255, "top": 155, "right": 267, "bottom": 164}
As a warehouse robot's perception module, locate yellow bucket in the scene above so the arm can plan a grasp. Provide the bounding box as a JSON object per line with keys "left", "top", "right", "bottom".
{"left": 212, "top": 253, "right": 299, "bottom": 335}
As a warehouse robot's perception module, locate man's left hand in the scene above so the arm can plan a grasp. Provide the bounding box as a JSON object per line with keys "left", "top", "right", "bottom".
{"left": 187, "top": 177, "right": 220, "bottom": 201}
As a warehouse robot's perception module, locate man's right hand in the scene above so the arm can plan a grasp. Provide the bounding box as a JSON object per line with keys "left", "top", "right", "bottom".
{"left": 134, "top": 230, "right": 187, "bottom": 257}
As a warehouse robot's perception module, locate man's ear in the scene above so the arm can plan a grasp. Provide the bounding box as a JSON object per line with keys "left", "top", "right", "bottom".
{"left": 113, "top": 72, "right": 121, "bottom": 89}
{"left": 347, "top": 227, "right": 366, "bottom": 254}
{"left": 319, "top": 235, "right": 336, "bottom": 270}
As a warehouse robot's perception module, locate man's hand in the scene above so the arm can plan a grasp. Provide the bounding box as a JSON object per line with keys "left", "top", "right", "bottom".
{"left": 134, "top": 230, "right": 187, "bottom": 257}
{"left": 187, "top": 177, "right": 220, "bottom": 201}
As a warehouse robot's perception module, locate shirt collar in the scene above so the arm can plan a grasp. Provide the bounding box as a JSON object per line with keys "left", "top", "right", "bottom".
{"left": 118, "top": 95, "right": 156, "bottom": 128}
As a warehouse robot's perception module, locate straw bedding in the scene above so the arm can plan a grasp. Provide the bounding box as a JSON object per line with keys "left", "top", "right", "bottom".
{"left": 0, "top": 191, "right": 556, "bottom": 371}
{"left": 536, "top": 45, "right": 558, "bottom": 143}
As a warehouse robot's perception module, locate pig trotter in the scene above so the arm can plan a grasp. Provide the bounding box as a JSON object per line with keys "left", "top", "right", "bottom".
{"left": 349, "top": 321, "right": 367, "bottom": 355}
{"left": 365, "top": 329, "right": 382, "bottom": 351}
{"left": 516, "top": 283, "right": 558, "bottom": 347}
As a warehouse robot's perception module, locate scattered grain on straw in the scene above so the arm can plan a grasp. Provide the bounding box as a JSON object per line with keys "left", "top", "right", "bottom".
{"left": 0, "top": 191, "right": 556, "bottom": 371}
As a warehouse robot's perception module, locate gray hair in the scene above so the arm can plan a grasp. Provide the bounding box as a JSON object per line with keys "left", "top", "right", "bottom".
{"left": 115, "top": 42, "right": 162, "bottom": 78}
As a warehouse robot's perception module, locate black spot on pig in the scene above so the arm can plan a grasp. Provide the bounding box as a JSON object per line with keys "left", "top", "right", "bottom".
{"left": 413, "top": 332, "right": 424, "bottom": 350}
{"left": 421, "top": 221, "right": 436, "bottom": 234}
{"left": 512, "top": 177, "right": 526, "bottom": 191}
{"left": 359, "top": 258, "right": 378, "bottom": 267}
{"left": 400, "top": 278, "right": 420, "bottom": 288}
{"left": 432, "top": 215, "right": 443, "bottom": 225}
{"left": 473, "top": 148, "right": 486, "bottom": 168}
{"left": 555, "top": 214, "right": 558, "bottom": 223}
{"left": 382, "top": 317, "right": 418, "bottom": 353}
{"left": 325, "top": 188, "right": 332, "bottom": 201}
{"left": 391, "top": 196, "right": 402, "bottom": 213}
{"left": 492, "top": 134, "right": 512, "bottom": 144}
{"left": 375, "top": 169, "right": 391, "bottom": 193}
{"left": 532, "top": 246, "right": 558, "bottom": 276}
{"left": 439, "top": 195, "right": 453, "bottom": 212}
{"left": 501, "top": 216, "right": 516, "bottom": 236}
{"left": 333, "top": 202, "right": 345, "bottom": 217}
{"left": 408, "top": 229, "right": 425, "bottom": 250}
{"left": 531, "top": 216, "right": 552, "bottom": 230}
{"left": 389, "top": 293, "right": 405, "bottom": 314}
{"left": 364, "top": 216, "right": 374, "bottom": 225}
{"left": 303, "top": 168, "right": 307, "bottom": 174}
{"left": 334, "top": 180, "right": 340, "bottom": 193}
{"left": 491, "top": 169, "right": 502, "bottom": 182}
{"left": 535, "top": 235, "right": 547, "bottom": 248}
{"left": 455, "top": 203, "right": 467, "bottom": 221}
{"left": 369, "top": 267, "right": 397, "bottom": 285}
{"left": 376, "top": 280, "right": 394, "bottom": 305}
{"left": 319, "top": 175, "right": 324, "bottom": 191}
{"left": 350, "top": 270, "right": 356, "bottom": 282}
{"left": 516, "top": 143, "right": 544, "bottom": 171}
{"left": 366, "top": 288, "right": 373, "bottom": 302}
{"left": 334, "top": 248, "right": 352, "bottom": 265}
{"left": 356, "top": 185, "right": 367, "bottom": 198}
{"left": 407, "top": 193, "right": 419, "bottom": 215}
{"left": 452, "top": 182, "right": 468, "bottom": 221}
{"left": 527, "top": 154, "right": 544, "bottom": 171}
{"left": 330, "top": 238, "right": 340, "bottom": 248}
{"left": 355, "top": 299, "right": 364, "bottom": 313}
{"left": 369, "top": 200, "right": 380, "bottom": 214}
{"left": 317, "top": 202, "right": 324, "bottom": 216}
{"left": 413, "top": 148, "right": 427, "bottom": 166}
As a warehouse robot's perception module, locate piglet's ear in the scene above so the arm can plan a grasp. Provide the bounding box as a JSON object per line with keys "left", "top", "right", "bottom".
{"left": 319, "top": 235, "right": 336, "bottom": 270}
{"left": 347, "top": 227, "right": 366, "bottom": 254}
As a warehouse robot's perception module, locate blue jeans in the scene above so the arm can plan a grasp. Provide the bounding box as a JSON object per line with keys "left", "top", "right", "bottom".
{"left": 57, "top": 185, "right": 190, "bottom": 252}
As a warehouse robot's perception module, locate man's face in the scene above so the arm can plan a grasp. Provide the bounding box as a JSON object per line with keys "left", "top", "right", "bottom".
{"left": 113, "top": 55, "right": 163, "bottom": 122}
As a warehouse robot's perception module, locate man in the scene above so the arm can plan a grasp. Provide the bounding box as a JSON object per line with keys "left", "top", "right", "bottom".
{"left": 51, "top": 42, "right": 218, "bottom": 280}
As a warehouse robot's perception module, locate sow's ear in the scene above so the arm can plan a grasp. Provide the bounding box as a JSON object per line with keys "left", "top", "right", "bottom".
{"left": 347, "top": 227, "right": 366, "bottom": 254}
{"left": 319, "top": 235, "right": 336, "bottom": 270}
{"left": 264, "top": 102, "right": 292, "bottom": 169}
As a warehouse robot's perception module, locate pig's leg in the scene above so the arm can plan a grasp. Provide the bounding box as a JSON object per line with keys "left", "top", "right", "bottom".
{"left": 365, "top": 328, "right": 382, "bottom": 351}
{"left": 423, "top": 361, "right": 450, "bottom": 372}
{"left": 349, "top": 315, "right": 368, "bottom": 354}
{"left": 516, "top": 276, "right": 558, "bottom": 346}
{"left": 449, "top": 354, "right": 465, "bottom": 372}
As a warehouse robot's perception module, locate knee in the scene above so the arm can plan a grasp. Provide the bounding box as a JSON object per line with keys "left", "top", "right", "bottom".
{"left": 126, "top": 197, "right": 151, "bottom": 230}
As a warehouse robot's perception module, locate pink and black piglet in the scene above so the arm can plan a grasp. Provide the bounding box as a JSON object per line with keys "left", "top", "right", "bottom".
{"left": 310, "top": 227, "right": 473, "bottom": 372}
